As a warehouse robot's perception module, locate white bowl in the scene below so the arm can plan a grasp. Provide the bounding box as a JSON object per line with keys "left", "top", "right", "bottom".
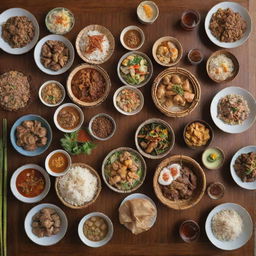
{"left": 113, "top": 85, "right": 144, "bottom": 116}
{"left": 54, "top": 103, "right": 84, "bottom": 133}
{"left": 78, "top": 212, "right": 113, "bottom": 247}
{"left": 230, "top": 145, "right": 256, "bottom": 190}
{"left": 205, "top": 2, "right": 252, "bottom": 48}
{"left": 210, "top": 86, "right": 256, "bottom": 134}
{"left": 34, "top": 34, "right": 75, "bottom": 75}
{"left": 39, "top": 80, "right": 66, "bottom": 107}
{"left": 120, "top": 25, "right": 145, "bottom": 51}
{"left": 45, "top": 149, "right": 72, "bottom": 177}
{"left": 0, "top": 8, "right": 40, "bottom": 54}
{"left": 10, "top": 164, "right": 51, "bottom": 203}
{"left": 24, "top": 203, "right": 68, "bottom": 246}
{"left": 137, "top": 1, "right": 159, "bottom": 24}
{"left": 205, "top": 203, "right": 253, "bottom": 250}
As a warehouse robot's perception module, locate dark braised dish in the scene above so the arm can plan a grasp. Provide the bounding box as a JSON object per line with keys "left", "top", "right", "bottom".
{"left": 41, "top": 40, "right": 69, "bottom": 71}
{"left": 2, "top": 16, "right": 35, "bottom": 48}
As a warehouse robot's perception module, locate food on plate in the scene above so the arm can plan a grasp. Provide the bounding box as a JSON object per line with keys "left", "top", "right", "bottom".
{"left": 0, "top": 71, "right": 30, "bottom": 111}
{"left": 41, "top": 82, "right": 64, "bottom": 105}
{"left": 123, "top": 29, "right": 142, "bottom": 49}
{"left": 41, "top": 40, "right": 69, "bottom": 71}
{"left": 119, "top": 198, "right": 156, "bottom": 234}
{"left": 137, "top": 1, "right": 158, "bottom": 23}
{"left": 91, "top": 115, "right": 115, "bottom": 139}
{"left": 188, "top": 49, "right": 203, "bottom": 64}
{"left": 184, "top": 122, "right": 211, "bottom": 147}
{"left": 83, "top": 216, "right": 108, "bottom": 241}
{"left": 57, "top": 165, "right": 99, "bottom": 206}
{"left": 156, "top": 41, "right": 179, "bottom": 65}
{"left": 209, "top": 8, "right": 247, "bottom": 42}
{"left": 211, "top": 209, "right": 243, "bottom": 241}
{"left": 208, "top": 54, "right": 235, "bottom": 81}
{"left": 57, "top": 106, "right": 81, "bottom": 130}
{"left": 158, "top": 163, "right": 197, "bottom": 200}
{"left": 16, "top": 120, "right": 48, "bottom": 151}
{"left": 116, "top": 88, "right": 141, "bottom": 113}
{"left": 71, "top": 68, "right": 106, "bottom": 102}
{"left": 234, "top": 152, "right": 256, "bottom": 182}
{"left": 46, "top": 8, "right": 74, "bottom": 34}
{"left": 48, "top": 151, "right": 69, "bottom": 174}
{"left": 137, "top": 122, "right": 171, "bottom": 156}
{"left": 104, "top": 151, "right": 144, "bottom": 191}
{"left": 32, "top": 207, "right": 61, "bottom": 237}
{"left": 179, "top": 220, "right": 200, "bottom": 242}
{"left": 207, "top": 182, "right": 225, "bottom": 200}
{"left": 60, "top": 129, "right": 96, "bottom": 155}
{"left": 2, "top": 16, "right": 35, "bottom": 48}
{"left": 202, "top": 147, "right": 224, "bottom": 169}
{"left": 16, "top": 168, "right": 45, "bottom": 197}
{"left": 120, "top": 54, "right": 149, "bottom": 86}
{"left": 217, "top": 94, "right": 250, "bottom": 125}
{"left": 156, "top": 74, "right": 195, "bottom": 110}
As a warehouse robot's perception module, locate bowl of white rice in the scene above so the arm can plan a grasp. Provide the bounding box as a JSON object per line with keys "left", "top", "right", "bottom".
{"left": 55, "top": 163, "right": 101, "bottom": 209}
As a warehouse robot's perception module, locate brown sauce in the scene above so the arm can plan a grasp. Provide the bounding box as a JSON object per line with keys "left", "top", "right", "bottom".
{"left": 182, "top": 12, "right": 198, "bottom": 27}
{"left": 57, "top": 106, "right": 81, "bottom": 130}
{"left": 189, "top": 49, "right": 202, "bottom": 63}
{"left": 123, "top": 30, "right": 142, "bottom": 49}
{"left": 49, "top": 152, "right": 69, "bottom": 173}
{"left": 180, "top": 221, "right": 200, "bottom": 242}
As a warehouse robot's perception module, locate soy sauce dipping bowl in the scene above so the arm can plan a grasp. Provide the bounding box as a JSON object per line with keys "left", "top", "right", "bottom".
{"left": 179, "top": 220, "right": 200, "bottom": 243}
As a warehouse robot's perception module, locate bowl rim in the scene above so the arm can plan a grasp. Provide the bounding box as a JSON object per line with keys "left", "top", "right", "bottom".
{"left": 101, "top": 147, "right": 147, "bottom": 193}
{"left": 152, "top": 36, "right": 183, "bottom": 67}
{"left": 113, "top": 85, "right": 144, "bottom": 116}
{"left": 38, "top": 80, "right": 66, "bottom": 107}
{"left": 55, "top": 162, "right": 102, "bottom": 209}
{"left": 202, "top": 146, "right": 225, "bottom": 170}
{"left": 136, "top": 1, "right": 159, "bottom": 24}
{"left": 78, "top": 212, "right": 114, "bottom": 247}
{"left": 135, "top": 118, "right": 175, "bottom": 159}
{"left": 53, "top": 103, "right": 84, "bottom": 133}
{"left": 88, "top": 113, "right": 116, "bottom": 141}
{"left": 117, "top": 51, "right": 153, "bottom": 88}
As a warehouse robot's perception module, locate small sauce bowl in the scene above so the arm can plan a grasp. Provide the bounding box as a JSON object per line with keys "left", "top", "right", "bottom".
{"left": 179, "top": 220, "right": 200, "bottom": 243}
{"left": 188, "top": 49, "right": 204, "bottom": 65}
{"left": 207, "top": 182, "right": 225, "bottom": 200}
{"left": 181, "top": 9, "right": 201, "bottom": 31}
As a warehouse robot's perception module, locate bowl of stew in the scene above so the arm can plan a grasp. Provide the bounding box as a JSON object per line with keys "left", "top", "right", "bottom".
{"left": 10, "top": 164, "right": 51, "bottom": 203}
{"left": 54, "top": 103, "right": 84, "bottom": 133}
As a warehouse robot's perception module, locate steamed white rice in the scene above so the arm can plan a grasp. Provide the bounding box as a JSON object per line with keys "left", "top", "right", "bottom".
{"left": 58, "top": 165, "right": 98, "bottom": 206}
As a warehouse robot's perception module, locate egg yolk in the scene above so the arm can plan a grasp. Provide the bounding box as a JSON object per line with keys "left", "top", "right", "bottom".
{"left": 170, "top": 167, "right": 178, "bottom": 177}
{"left": 162, "top": 172, "right": 170, "bottom": 181}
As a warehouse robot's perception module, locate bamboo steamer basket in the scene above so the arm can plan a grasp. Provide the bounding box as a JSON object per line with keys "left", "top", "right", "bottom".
{"left": 55, "top": 163, "right": 101, "bottom": 209}
{"left": 151, "top": 67, "right": 201, "bottom": 117}
{"left": 153, "top": 155, "right": 206, "bottom": 210}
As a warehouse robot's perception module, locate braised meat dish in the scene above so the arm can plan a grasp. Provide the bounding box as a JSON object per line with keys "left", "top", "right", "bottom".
{"left": 41, "top": 40, "right": 69, "bottom": 71}
{"left": 16, "top": 120, "right": 48, "bottom": 151}
{"left": 2, "top": 16, "right": 35, "bottom": 48}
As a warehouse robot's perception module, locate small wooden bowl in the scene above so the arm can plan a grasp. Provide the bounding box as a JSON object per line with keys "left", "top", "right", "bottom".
{"left": 55, "top": 163, "right": 101, "bottom": 209}
{"left": 183, "top": 120, "right": 214, "bottom": 149}
{"left": 75, "top": 24, "right": 115, "bottom": 64}
{"left": 206, "top": 50, "right": 239, "bottom": 83}
{"left": 135, "top": 118, "right": 175, "bottom": 159}
{"left": 66, "top": 64, "right": 111, "bottom": 107}
{"left": 153, "top": 155, "right": 206, "bottom": 210}
{"left": 152, "top": 36, "right": 183, "bottom": 67}
{"left": 151, "top": 67, "right": 201, "bottom": 117}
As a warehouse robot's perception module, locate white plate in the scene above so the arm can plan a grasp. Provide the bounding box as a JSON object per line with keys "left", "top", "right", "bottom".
{"left": 205, "top": 203, "right": 253, "bottom": 250}
{"left": 205, "top": 2, "right": 252, "bottom": 48}
{"left": 210, "top": 86, "right": 256, "bottom": 134}
{"left": 78, "top": 212, "right": 113, "bottom": 247}
{"left": 10, "top": 164, "right": 51, "bottom": 203}
{"left": 0, "top": 8, "right": 40, "bottom": 54}
{"left": 34, "top": 34, "right": 75, "bottom": 75}
{"left": 119, "top": 193, "right": 157, "bottom": 228}
{"left": 230, "top": 145, "right": 256, "bottom": 190}
{"left": 24, "top": 203, "right": 68, "bottom": 246}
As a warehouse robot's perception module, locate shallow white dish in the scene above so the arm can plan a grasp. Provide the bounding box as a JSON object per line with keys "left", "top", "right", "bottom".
{"left": 210, "top": 86, "right": 256, "bottom": 134}
{"left": 205, "top": 202, "right": 253, "bottom": 250}
{"left": 205, "top": 2, "right": 252, "bottom": 48}
{"left": 78, "top": 212, "right": 113, "bottom": 247}
{"left": 0, "top": 8, "right": 40, "bottom": 54}
{"left": 119, "top": 193, "right": 157, "bottom": 228}
{"left": 113, "top": 85, "right": 144, "bottom": 116}
{"left": 34, "top": 34, "right": 74, "bottom": 75}
{"left": 39, "top": 80, "right": 66, "bottom": 107}
{"left": 10, "top": 164, "right": 51, "bottom": 203}
{"left": 230, "top": 145, "right": 256, "bottom": 190}
{"left": 24, "top": 203, "right": 68, "bottom": 246}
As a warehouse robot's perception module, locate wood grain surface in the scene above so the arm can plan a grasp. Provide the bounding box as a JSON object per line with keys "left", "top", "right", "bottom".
{"left": 0, "top": 0, "right": 255, "bottom": 255}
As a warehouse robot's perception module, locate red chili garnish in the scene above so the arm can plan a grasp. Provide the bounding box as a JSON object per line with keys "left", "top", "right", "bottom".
{"left": 85, "top": 35, "right": 104, "bottom": 54}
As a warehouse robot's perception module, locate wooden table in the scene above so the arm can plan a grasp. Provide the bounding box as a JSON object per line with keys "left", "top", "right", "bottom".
{"left": 0, "top": 0, "right": 255, "bottom": 255}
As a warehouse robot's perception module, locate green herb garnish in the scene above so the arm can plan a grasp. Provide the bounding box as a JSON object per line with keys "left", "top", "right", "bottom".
{"left": 172, "top": 84, "right": 184, "bottom": 96}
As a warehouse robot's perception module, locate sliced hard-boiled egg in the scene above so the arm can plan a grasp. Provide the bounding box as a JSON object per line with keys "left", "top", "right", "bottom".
{"left": 167, "top": 163, "right": 181, "bottom": 180}
{"left": 158, "top": 167, "right": 173, "bottom": 186}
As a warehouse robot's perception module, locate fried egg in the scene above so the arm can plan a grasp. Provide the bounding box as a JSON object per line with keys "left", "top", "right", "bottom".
{"left": 167, "top": 163, "right": 181, "bottom": 180}
{"left": 158, "top": 167, "right": 173, "bottom": 186}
